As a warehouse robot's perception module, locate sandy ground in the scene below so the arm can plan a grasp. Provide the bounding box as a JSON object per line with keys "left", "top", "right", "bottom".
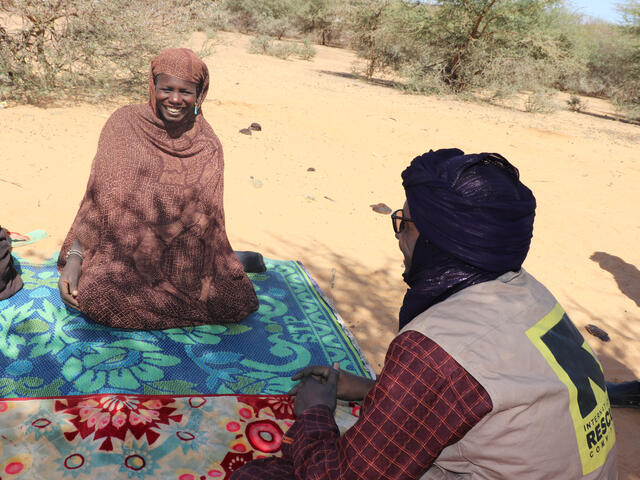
{"left": 1, "top": 32, "right": 638, "bottom": 477}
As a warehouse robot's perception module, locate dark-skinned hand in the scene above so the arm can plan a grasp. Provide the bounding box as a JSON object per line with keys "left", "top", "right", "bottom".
{"left": 291, "top": 362, "right": 340, "bottom": 418}
{"left": 289, "top": 364, "right": 376, "bottom": 402}
{"left": 58, "top": 256, "right": 82, "bottom": 309}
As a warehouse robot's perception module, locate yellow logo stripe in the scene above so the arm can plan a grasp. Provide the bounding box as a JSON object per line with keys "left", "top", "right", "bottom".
{"left": 526, "top": 304, "right": 615, "bottom": 475}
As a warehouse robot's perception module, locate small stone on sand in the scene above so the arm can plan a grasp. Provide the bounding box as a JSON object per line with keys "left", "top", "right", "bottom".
{"left": 250, "top": 122, "right": 262, "bottom": 131}
{"left": 585, "top": 324, "right": 610, "bottom": 342}
{"left": 239, "top": 128, "right": 252, "bottom": 135}
{"left": 370, "top": 203, "right": 392, "bottom": 214}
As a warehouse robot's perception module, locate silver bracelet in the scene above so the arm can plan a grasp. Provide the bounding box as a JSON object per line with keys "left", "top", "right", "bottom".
{"left": 66, "top": 249, "right": 84, "bottom": 261}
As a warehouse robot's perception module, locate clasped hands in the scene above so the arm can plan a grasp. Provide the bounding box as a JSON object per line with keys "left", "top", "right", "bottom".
{"left": 288, "top": 364, "right": 376, "bottom": 418}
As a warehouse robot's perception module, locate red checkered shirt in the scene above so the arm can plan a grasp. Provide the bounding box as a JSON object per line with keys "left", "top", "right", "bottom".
{"left": 231, "top": 330, "right": 492, "bottom": 480}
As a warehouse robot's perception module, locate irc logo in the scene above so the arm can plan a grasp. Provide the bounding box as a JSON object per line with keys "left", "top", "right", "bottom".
{"left": 527, "top": 304, "right": 615, "bottom": 475}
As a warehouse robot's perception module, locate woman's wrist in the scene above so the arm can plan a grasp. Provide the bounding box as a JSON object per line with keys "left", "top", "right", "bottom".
{"left": 65, "top": 253, "right": 83, "bottom": 265}
{"left": 67, "top": 239, "right": 85, "bottom": 262}
{"left": 66, "top": 249, "right": 84, "bottom": 262}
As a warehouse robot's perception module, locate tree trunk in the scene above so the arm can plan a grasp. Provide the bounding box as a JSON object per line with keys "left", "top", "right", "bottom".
{"left": 442, "top": 0, "right": 497, "bottom": 92}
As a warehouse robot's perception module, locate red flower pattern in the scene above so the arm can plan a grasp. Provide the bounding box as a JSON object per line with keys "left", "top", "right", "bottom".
{"left": 55, "top": 395, "right": 182, "bottom": 451}
{"left": 208, "top": 396, "right": 296, "bottom": 478}
{"left": 236, "top": 395, "right": 294, "bottom": 420}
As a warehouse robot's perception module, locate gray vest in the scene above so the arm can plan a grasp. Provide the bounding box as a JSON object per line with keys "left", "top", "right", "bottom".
{"left": 401, "top": 270, "right": 617, "bottom": 480}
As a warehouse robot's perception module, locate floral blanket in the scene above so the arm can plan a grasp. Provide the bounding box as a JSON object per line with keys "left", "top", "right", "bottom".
{"left": 0, "top": 256, "right": 373, "bottom": 398}
{"left": 0, "top": 394, "right": 360, "bottom": 479}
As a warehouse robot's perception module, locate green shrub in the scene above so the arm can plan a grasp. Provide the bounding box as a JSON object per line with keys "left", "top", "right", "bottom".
{"left": 298, "top": 39, "right": 317, "bottom": 60}
{"left": 224, "top": 0, "right": 296, "bottom": 34}
{"left": 401, "top": 64, "right": 448, "bottom": 95}
{"left": 248, "top": 35, "right": 275, "bottom": 54}
{"left": 292, "top": 0, "right": 342, "bottom": 46}
{"left": 247, "top": 36, "right": 316, "bottom": 60}
{"left": 524, "top": 90, "right": 557, "bottom": 113}
{"left": 256, "top": 16, "right": 292, "bottom": 40}
{"left": 567, "top": 95, "right": 586, "bottom": 112}
{"left": 270, "top": 42, "right": 297, "bottom": 59}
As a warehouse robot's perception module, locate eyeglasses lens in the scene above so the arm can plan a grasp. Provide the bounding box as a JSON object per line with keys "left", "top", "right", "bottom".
{"left": 392, "top": 209, "right": 405, "bottom": 234}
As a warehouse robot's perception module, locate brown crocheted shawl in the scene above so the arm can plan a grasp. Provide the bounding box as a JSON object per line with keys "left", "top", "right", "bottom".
{"left": 58, "top": 49, "right": 258, "bottom": 329}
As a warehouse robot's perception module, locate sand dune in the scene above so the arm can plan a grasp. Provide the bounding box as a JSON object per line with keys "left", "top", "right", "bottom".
{"left": 1, "top": 32, "right": 638, "bottom": 477}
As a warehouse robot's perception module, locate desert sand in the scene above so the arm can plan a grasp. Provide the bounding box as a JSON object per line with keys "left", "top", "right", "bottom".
{"left": 1, "top": 32, "right": 638, "bottom": 477}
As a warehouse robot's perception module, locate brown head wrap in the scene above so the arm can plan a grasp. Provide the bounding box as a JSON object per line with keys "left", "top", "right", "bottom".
{"left": 149, "top": 48, "right": 210, "bottom": 117}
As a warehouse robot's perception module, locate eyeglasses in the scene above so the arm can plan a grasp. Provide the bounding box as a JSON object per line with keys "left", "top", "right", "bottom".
{"left": 391, "top": 209, "right": 414, "bottom": 234}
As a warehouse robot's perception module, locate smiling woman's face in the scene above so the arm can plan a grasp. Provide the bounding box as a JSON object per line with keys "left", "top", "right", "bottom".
{"left": 154, "top": 74, "right": 198, "bottom": 124}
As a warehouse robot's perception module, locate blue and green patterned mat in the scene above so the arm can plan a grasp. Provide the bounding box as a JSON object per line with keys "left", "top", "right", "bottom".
{"left": 0, "top": 256, "right": 373, "bottom": 398}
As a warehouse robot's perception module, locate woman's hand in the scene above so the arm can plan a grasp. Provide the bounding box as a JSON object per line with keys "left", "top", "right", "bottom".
{"left": 292, "top": 363, "right": 340, "bottom": 417}
{"left": 58, "top": 256, "right": 82, "bottom": 309}
{"left": 289, "top": 364, "right": 377, "bottom": 402}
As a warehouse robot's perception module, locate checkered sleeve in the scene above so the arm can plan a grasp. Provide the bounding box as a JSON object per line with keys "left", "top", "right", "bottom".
{"left": 282, "top": 330, "right": 493, "bottom": 479}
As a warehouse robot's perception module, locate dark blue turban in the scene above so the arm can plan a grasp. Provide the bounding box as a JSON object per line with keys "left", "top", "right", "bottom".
{"left": 398, "top": 148, "right": 536, "bottom": 329}
{"left": 402, "top": 148, "right": 536, "bottom": 272}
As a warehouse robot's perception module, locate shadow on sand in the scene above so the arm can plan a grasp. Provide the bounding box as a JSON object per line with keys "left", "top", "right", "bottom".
{"left": 233, "top": 233, "right": 405, "bottom": 370}
{"left": 317, "top": 70, "right": 402, "bottom": 89}
{"left": 590, "top": 252, "right": 640, "bottom": 308}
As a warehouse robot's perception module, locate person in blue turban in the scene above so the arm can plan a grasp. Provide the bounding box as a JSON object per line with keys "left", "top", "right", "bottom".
{"left": 398, "top": 148, "right": 536, "bottom": 328}
{"left": 231, "top": 149, "right": 618, "bottom": 480}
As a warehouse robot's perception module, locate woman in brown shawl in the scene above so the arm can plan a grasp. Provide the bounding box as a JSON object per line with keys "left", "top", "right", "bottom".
{"left": 57, "top": 48, "right": 259, "bottom": 329}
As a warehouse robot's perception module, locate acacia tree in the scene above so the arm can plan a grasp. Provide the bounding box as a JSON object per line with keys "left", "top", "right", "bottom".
{"left": 423, "top": 0, "right": 564, "bottom": 91}
{"left": 616, "top": 0, "right": 640, "bottom": 111}
{"left": 0, "top": 0, "right": 81, "bottom": 95}
{"left": 342, "top": 0, "right": 421, "bottom": 78}
{"left": 0, "top": 0, "right": 216, "bottom": 103}
{"left": 343, "top": 0, "right": 573, "bottom": 92}
{"left": 341, "top": 0, "right": 387, "bottom": 77}
{"left": 619, "top": 0, "right": 640, "bottom": 31}
{"left": 223, "top": 0, "right": 296, "bottom": 38}
{"left": 293, "top": 0, "right": 338, "bottom": 45}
